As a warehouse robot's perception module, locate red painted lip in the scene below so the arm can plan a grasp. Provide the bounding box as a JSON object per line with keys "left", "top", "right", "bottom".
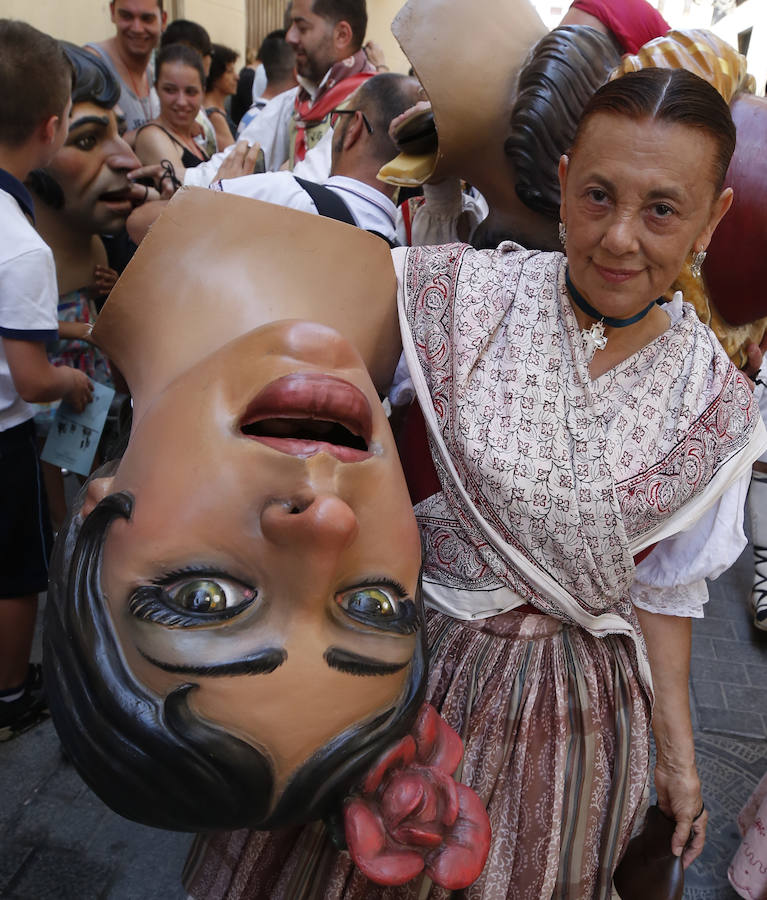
{"left": 593, "top": 263, "right": 643, "bottom": 284}
{"left": 240, "top": 373, "right": 373, "bottom": 462}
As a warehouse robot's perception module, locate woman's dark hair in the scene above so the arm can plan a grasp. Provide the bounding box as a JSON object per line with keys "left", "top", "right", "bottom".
{"left": 506, "top": 26, "right": 621, "bottom": 219}
{"left": 573, "top": 67, "right": 737, "bottom": 193}
{"left": 62, "top": 41, "right": 120, "bottom": 109}
{"left": 155, "top": 43, "right": 206, "bottom": 89}
{"left": 43, "top": 487, "right": 427, "bottom": 832}
{"left": 28, "top": 43, "right": 120, "bottom": 210}
{"left": 206, "top": 43, "right": 239, "bottom": 93}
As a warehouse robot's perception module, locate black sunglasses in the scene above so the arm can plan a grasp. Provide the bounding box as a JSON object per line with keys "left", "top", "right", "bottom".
{"left": 329, "top": 108, "right": 373, "bottom": 134}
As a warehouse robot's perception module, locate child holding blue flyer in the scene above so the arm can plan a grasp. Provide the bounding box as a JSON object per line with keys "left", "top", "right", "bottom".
{"left": 0, "top": 20, "right": 93, "bottom": 741}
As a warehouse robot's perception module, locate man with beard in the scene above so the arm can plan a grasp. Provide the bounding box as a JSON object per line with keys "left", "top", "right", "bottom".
{"left": 85, "top": 0, "right": 167, "bottom": 131}
{"left": 184, "top": 0, "right": 375, "bottom": 186}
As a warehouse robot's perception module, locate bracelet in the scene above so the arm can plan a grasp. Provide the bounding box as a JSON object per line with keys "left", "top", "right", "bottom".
{"left": 693, "top": 802, "right": 705, "bottom": 822}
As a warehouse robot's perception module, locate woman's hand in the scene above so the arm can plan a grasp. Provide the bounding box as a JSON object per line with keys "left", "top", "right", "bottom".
{"left": 654, "top": 756, "right": 707, "bottom": 867}
{"left": 634, "top": 608, "right": 706, "bottom": 867}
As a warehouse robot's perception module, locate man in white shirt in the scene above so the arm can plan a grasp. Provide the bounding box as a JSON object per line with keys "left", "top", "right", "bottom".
{"left": 185, "top": 0, "right": 377, "bottom": 187}
{"left": 211, "top": 74, "right": 421, "bottom": 246}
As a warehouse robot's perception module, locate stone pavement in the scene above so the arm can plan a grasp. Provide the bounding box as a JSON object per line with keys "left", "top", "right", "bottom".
{"left": 1, "top": 546, "right": 766, "bottom": 899}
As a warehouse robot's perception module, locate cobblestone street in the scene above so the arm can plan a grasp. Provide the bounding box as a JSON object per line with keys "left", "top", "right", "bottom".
{"left": 1, "top": 540, "right": 766, "bottom": 899}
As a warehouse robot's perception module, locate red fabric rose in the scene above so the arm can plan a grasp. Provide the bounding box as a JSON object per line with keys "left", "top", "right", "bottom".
{"left": 344, "top": 703, "right": 491, "bottom": 889}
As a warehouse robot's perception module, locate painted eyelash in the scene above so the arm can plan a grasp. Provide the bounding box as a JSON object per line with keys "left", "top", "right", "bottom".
{"left": 340, "top": 575, "right": 410, "bottom": 598}
{"left": 128, "top": 584, "right": 258, "bottom": 628}
{"left": 338, "top": 597, "right": 420, "bottom": 635}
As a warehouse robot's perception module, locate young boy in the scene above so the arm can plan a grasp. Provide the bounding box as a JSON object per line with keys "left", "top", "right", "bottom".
{"left": 0, "top": 20, "right": 94, "bottom": 741}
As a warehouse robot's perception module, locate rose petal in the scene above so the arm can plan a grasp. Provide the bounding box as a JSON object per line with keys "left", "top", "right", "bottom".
{"left": 381, "top": 773, "right": 426, "bottom": 828}
{"left": 425, "top": 784, "right": 491, "bottom": 890}
{"left": 411, "top": 764, "right": 459, "bottom": 827}
{"left": 391, "top": 823, "right": 444, "bottom": 848}
{"left": 362, "top": 735, "right": 416, "bottom": 794}
{"left": 344, "top": 798, "right": 386, "bottom": 857}
{"left": 353, "top": 849, "right": 426, "bottom": 887}
{"left": 414, "top": 704, "right": 464, "bottom": 775}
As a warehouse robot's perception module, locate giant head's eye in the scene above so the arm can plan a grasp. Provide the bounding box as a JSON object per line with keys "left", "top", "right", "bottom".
{"left": 334, "top": 583, "right": 418, "bottom": 634}
{"left": 129, "top": 576, "right": 258, "bottom": 627}
{"left": 339, "top": 588, "right": 399, "bottom": 619}
{"left": 172, "top": 579, "right": 228, "bottom": 613}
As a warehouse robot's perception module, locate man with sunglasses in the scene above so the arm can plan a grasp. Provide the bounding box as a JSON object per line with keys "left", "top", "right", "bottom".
{"left": 184, "top": 0, "right": 377, "bottom": 188}
{"left": 208, "top": 74, "right": 421, "bottom": 247}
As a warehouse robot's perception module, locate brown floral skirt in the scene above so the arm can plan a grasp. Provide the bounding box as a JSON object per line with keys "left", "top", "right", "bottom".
{"left": 183, "top": 609, "right": 651, "bottom": 900}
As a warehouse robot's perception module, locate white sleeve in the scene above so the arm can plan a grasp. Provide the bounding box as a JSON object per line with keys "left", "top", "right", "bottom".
{"left": 184, "top": 88, "right": 297, "bottom": 188}
{"left": 216, "top": 171, "right": 316, "bottom": 216}
{"left": 396, "top": 179, "right": 489, "bottom": 247}
{"left": 0, "top": 247, "right": 59, "bottom": 337}
{"left": 630, "top": 472, "right": 750, "bottom": 617}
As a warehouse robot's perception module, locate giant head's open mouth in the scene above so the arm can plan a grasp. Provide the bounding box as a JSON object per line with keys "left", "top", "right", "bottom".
{"left": 240, "top": 373, "right": 373, "bottom": 462}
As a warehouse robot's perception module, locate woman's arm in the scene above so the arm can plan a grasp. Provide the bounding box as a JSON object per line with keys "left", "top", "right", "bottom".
{"left": 207, "top": 108, "right": 234, "bottom": 151}
{"left": 634, "top": 607, "right": 707, "bottom": 868}
{"left": 134, "top": 125, "right": 187, "bottom": 177}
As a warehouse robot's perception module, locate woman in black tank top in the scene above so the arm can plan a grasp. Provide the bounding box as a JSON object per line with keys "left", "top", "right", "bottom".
{"left": 134, "top": 44, "right": 210, "bottom": 176}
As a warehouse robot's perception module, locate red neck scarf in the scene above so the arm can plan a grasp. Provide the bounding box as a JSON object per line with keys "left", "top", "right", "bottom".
{"left": 292, "top": 49, "right": 376, "bottom": 161}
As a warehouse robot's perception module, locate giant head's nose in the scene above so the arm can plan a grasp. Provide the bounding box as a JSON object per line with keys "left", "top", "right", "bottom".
{"left": 260, "top": 493, "right": 358, "bottom": 554}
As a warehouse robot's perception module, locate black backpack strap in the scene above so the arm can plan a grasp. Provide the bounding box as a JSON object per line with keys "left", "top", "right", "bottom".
{"left": 366, "top": 229, "right": 398, "bottom": 249}
{"left": 293, "top": 176, "right": 356, "bottom": 226}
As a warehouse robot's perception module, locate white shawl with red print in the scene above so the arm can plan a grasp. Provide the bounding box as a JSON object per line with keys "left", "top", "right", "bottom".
{"left": 395, "top": 243, "right": 766, "bottom": 685}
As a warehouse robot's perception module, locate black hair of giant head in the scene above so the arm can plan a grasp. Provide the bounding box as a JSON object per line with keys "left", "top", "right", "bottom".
{"left": 62, "top": 41, "right": 121, "bottom": 109}
{"left": 43, "top": 486, "right": 427, "bottom": 832}
{"left": 506, "top": 26, "right": 621, "bottom": 219}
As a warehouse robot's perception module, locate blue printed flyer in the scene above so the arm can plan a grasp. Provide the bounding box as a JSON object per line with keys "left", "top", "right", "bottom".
{"left": 40, "top": 381, "right": 115, "bottom": 477}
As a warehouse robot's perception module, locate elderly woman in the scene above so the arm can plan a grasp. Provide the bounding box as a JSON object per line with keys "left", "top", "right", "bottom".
{"left": 183, "top": 67, "right": 765, "bottom": 898}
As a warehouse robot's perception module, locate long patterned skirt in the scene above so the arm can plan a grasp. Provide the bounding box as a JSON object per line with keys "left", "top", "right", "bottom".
{"left": 183, "top": 609, "right": 651, "bottom": 900}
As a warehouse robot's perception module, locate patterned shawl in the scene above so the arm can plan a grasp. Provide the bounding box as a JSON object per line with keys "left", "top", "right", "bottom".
{"left": 396, "top": 243, "right": 766, "bottom": 687}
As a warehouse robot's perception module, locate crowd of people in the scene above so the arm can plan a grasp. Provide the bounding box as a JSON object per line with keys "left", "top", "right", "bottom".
{"left": 1, "top": 0, "right": 767, "bottom": 897}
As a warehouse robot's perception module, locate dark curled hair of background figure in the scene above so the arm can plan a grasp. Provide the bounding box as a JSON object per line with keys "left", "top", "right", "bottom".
{"left": 43, "top": 485, "right": 427, "bottom": 833}
{"left": 506, "top": 25, "right": 621, "bottom": 219}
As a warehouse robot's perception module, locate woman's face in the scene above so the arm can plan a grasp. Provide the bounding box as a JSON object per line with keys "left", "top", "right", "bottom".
{"left": 98, "top": 320, "right": 422, "bottom": 792}
{"left": 157, "top": 60, "right": 203, "bottom": 129}
{"left": 45, "top": 101, "right": 139, "bottom": 233}
{"left": 558, "top": 113, "right": 733, "bottom": 317}
{"left": 215, "top": 61, "right": 239, "bottom": 97}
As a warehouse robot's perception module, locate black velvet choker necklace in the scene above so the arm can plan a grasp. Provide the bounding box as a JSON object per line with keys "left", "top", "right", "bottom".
{"left": 565, "top": 268, "right": 660, "bottom": 357}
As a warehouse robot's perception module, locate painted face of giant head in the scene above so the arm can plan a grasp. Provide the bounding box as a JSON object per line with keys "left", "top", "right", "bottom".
{"left": 44, "top": 191, "right": 426, "bottom": 832}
